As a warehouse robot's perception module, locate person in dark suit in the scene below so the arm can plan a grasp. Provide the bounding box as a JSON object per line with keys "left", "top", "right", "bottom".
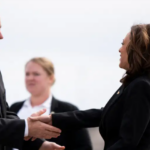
{"left": 0, "top": 19, "right": 65, "bottom": 150}
{"left": 32, "top": 24, "right": 150, "bottom": 150}
{"left": 8, "top": 57, "right": 92, "bottom": 150}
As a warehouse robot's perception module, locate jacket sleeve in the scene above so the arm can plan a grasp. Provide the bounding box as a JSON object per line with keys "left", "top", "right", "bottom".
{"left": 5, "top": 102, "right": 44, "bottom": 150}
{"left": 0, "top": 72, "right": 44, "bottom": 149}
{"left": 107, "top": 80, "right": 150, "bottom": 150}
{"left": 52, "top": 108, "right": 103, "bottom": 130}
{"left": 0, "top": 118, "right": 25, "bottom": 148}
{"left": 6, "top": 102, "right": 19, "bottom": 119}
{"left": 62, "top": 105, "right": 93, "bottom": 150}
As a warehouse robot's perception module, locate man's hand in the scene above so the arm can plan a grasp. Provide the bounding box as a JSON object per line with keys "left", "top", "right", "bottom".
{"left": 24, "top": 108, "right": 61, "bottom": 139}
{"left": 39, "top": 141, "right": 65, "bottom": 150}
{"left": 24, "top": 108, "right": 47, "bottom": 141}
{"left": 27, "top": 116, "right": 61, "bottom": 139}
{"left": 30, "top": 114, "right": 52, "bottom": 125}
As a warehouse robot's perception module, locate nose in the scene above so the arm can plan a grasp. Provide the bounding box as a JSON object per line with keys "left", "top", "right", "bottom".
{"left": 26, "top": 74, "right": 34, "bottom": 81}
{"left": 0, "top": 32, "right": 3, "bottom": 39}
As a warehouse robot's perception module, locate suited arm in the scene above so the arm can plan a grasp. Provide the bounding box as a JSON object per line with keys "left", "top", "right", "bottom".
{"left": 0, "top": 74, "right": 44, "bottom": 149}
{"left": 1, "top": 91, "right": 19, "bottom": 119}
{"left": 107, "top": 81, "right": 150, "bottom": 150}
{"left": 60, "top": 105, "right": 92, "bottom": 150}
{"left": 6, "top": 102, "right": 44, "bottom": 150}
{"left": 6, "top": 102, "right": 19, "bottom": 119}
{"left": 0, "top": 118, "right": 25, "bottom": 148}
{"left": 52, "top": 108, "right": 103, "bottom": 130}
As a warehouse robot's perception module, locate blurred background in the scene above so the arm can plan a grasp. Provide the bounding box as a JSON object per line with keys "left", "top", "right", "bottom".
{"left": 1, "top": 0, "right": 150, "bottom": 149}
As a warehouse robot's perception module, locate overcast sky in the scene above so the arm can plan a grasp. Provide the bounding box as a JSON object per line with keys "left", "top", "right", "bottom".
{"left": 0, "top": 0, "right": 150, "bottom": 109}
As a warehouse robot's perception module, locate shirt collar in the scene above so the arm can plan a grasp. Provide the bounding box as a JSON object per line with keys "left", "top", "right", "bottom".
{"left": 24, "top": 94, "right": 52, "bottom": 108}
{"left": 41, "top": 94, "right": 52, "bottom": 108}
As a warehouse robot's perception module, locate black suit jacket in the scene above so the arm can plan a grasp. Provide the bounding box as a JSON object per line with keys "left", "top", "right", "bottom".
{"left": 9, "top": 97, "right": 92, "bottom": 150}
{"left": 0, "top": 72, "right": 44, "bottom": 150}
{"left": 52, "top": 75, "right": 150, "bottom": 150}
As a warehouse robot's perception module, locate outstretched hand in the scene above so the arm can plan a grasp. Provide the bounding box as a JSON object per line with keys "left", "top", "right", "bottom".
{"left": 24, "top": 109, "right": 60, "bottom": 141}
{"left": 30, "top": 114, "right": 52, "bottom": 125}
{"left": 39, "top": 141, "right": 65, "bottom": 150}
{"left": 24, "top": 108, "right": 47, "bottom": 141}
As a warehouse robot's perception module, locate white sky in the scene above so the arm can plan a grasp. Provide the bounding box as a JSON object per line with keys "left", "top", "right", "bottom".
{"left": 0, "top": 0, "right": 150, "bottom": 109}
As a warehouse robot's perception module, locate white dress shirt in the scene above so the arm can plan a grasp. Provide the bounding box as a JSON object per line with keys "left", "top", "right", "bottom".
{"left": 13, "top": 95, "right": 52, "bottom": 150}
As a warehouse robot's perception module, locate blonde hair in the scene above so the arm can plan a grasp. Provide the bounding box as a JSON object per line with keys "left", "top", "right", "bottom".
{"left": 26, "top": 57, "right": 55, "bottom": 85}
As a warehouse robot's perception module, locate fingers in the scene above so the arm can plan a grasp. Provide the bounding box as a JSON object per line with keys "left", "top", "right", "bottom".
{"left": 54, "top": 146, "right": 65, "bottom": 150}
{"left": 24, "top": 136, "right": 36, "bottom": 141}
{"left": 39, "top": 141, "right": 65, "bottom": 150}
{"left": 39, "top": 131, "right": 59, "bottom": 139}
{"left": 31, "top": 108, "right": 47, "bottom": 117}
{"left": 40, "top": 123, "right": 61, "bottom": 139}
{"left": 24, "top": 136, "right": 31, "bottom": 141}
{"left": 32, "top": 122, "right": 61, "bottom": 139}
{"left": 28, "top": 117, "right": 61, "bottom": 139}
{"left": 44, "top": 124, "right": 61, "bottom": 133}
{"left": 52, "top": 143, "right": 65, "bottom": 150}
{"left": 31, "top": 137, "right": 37, "bottom": 141}
{"left": 47, "top": 131, "right": 60, "bottom": 138}
{"left": 30, "top": 115, "right": 52, "bottom": 124}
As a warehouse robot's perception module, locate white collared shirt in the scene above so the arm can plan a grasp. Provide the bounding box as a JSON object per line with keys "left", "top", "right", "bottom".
{"left": 17, "top": 94, "right": 52, "bottom": 119}
{"left": 13, "top": 95, "right": 52, "bottom": 150}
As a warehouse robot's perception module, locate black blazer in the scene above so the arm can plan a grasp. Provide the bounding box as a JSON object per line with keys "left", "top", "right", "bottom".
{"left": 52, "top": 75, "right": 150, "bottom": 150}
{"left": 9, "top": 97, "right": 92, "bottom": 150}
{"left": 0, "top": 72, "right": 43, "bottom": 150}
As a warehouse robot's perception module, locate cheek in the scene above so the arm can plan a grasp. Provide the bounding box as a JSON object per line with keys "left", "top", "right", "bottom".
{"left": 36, "top": 77, "right": 47, "bottom": 86}
{"left": 121, "top": 48, "right": 128, "bottom": 60}
{"left": 35, "top": 78, "right": 43, "bottom": 84}
{"left": 120, "top": 51, "right": 129, "bottom": 69}
{"left": 25, "top": 79, "right": 27, "bottom": 86}
{"left": 124, "top": 50, "right": 128, "bottom": 62}
{"left": 25, "top": 77, "right": 29, "bottom": 84}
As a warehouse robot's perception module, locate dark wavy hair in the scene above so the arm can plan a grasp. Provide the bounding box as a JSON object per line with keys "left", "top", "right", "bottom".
{"left": 121, "top": 24, "right": 150, "bottom": 84}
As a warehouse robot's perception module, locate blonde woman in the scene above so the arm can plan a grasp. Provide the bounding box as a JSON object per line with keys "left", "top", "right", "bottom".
{"left": 8, "top": 57, "right": 92, "bottom": 150}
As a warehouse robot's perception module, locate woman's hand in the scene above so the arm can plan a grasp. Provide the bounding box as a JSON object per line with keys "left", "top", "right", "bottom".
{"left": 39, "top": 141, "right": 65, "bottom": 150}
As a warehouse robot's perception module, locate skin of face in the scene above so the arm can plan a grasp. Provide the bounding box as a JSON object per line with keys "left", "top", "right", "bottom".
{"left": 119, "top": 32, "right": 130, "bottom": 70}
{"left": 25, "top": 61, "right": 53, "bottom": 96}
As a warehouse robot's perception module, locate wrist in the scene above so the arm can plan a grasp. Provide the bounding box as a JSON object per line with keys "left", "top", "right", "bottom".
{"left": 27, "top": 117, "right": 31, "bottom": 136}
{"left": 24, "top": 119, "right": 29, "bottom": 137}
{"left": 39, "top": 141, "right": 48, "bottom": 150}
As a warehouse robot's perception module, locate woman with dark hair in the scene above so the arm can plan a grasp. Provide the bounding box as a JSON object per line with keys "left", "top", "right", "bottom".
{"left": 32, "top": 24, "right": 150, "bottom": 150}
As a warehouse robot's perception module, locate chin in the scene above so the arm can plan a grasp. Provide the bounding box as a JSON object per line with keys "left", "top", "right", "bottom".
{"left": 119, "top": 63, "right": 125, "bottom": 70}
{"left": 119, "top": 63, "right": 122, "bottom": 68}
{"left": 27, "top": 88, "right": 35, "bottom": 94}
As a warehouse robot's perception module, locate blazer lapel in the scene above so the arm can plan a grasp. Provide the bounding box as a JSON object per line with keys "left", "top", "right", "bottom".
{"left": 0, "top": 72, "right": 6, "bottom": 117}
{"left": 1, "top": 92, "right": 6, "bottom": 118}
{"left": 50, "top": 97, "right": 59, "bottom": 114}
{"left": 101, "top": 85, "right": 124, "bottom": 120}
{"left": 0, "top": 95, "right": 4, "bottom": 118}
